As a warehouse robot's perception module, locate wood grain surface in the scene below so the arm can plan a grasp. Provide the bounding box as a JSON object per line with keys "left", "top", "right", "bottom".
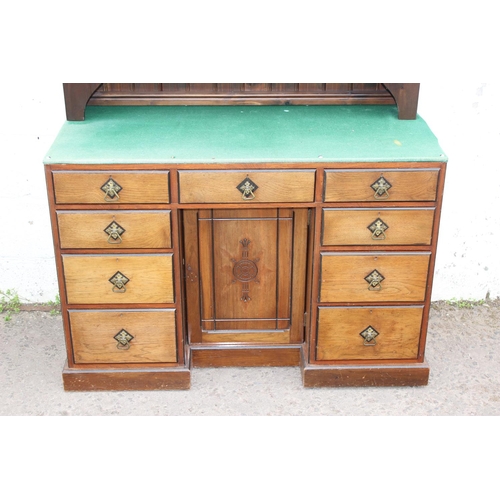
{"left": 322, "top": 208, "right": 435, "bottom": 246}
{"left": 178, "top": 170, "right": 315, "bottom": 203}
{"left": 70, "top": 309, "right": 177, "bottom": 363}
{"left": 324, "top": 168, "right": 439, "bottom": 202}
{"left": 53, "top": 171, "right": 170, "bottom": 204}
{"left": 63, "top": 254, "right": 174, "bottom": 304}
{"left": 320, "top": 252, "right": 430, "bottom": 302}
{"left": 57, "top": 211, "right": 171, "bottom": 248}
{"left": 316, "top": 306, "right": 424, "bottom": 360}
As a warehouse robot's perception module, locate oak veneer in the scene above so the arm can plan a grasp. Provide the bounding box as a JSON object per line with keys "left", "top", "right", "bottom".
{"left": 45, "top": 94, "right": 446, "bottom": 390}
{"left": 178, "top": 170, "right": 316, "bottom": 203}
{"left": 53, "top": 171, "right": 170, "bottom": 204}
{"left": 322, "top": 208, "right": 435, "bottom": 246}
{"left": 70, "top": 309, "right": 177, "bottom": 363}
{"left": 57, "top": 211, "right": 172, "bottom": 249}
{"left": 316, "top": 306, "right": 424, "bottom": 361}
{"left": 319, "top": 253, "right": 431, "bottom": 303}
{"left": 324, "top": 168, "right": 439, "bottom": 202}
{"left": 62, "top": 254, "right": 174, "bottom": 304}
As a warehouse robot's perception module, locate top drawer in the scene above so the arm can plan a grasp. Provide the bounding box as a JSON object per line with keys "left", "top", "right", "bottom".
{"left": 52, "top": 171, "right": 170, "bottom": 204}
{"left": 178, "top": 170, "right": 315, "bottom": 203}
{"left": 324, "top": 168, "right": 439, "bottom": 202}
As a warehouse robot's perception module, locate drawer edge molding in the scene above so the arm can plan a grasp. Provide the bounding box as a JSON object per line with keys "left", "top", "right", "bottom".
{"left": 62, "top": 254, "right": 174, "bottom": 304}
{"left": 178, "top": 169, "right": 316, "bottom": 203}
{"left": 324, "top": 168, "right": 440, "bottom": 202}
{"left": 53, "top": 171, "right": 170, "bottom": 204}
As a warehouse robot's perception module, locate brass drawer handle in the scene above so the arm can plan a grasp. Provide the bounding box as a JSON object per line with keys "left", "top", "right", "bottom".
{"left": 237, "top": 177, "right": 258, "bottom": 201}
{"left": 359, "top": 325, "right": 379, "bottom": 346}
{"left": 109, "top": 271, "right": 129, "bottom": 293}
{"left": 371, "top": 175, "right": 392, "bottom": 200}
{"left": 101, "top": 177, "right": 122, "bottom": 202}
{"left": 114, "top": 329, "right": 134, "bottom": 350}
{"left": 368, "top": 217, "right": 389, "bottom": 240}
{"left": 104, "top": 221, "right": 126, "bottom": 244}
{"left": 365, "top": 269, "right": 385, "bottom": 291}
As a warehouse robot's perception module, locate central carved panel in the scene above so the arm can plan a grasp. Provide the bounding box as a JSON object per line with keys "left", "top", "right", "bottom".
{"left": 182, "top": 208, "right": 309, "bottom": 345}
{"left": 231, "top": 238, "right": 260, "bottom": 302}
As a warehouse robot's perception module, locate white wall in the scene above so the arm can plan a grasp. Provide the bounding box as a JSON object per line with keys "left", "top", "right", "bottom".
{"left": 418, "top": 83, "right": 500, "bottom": 300}
{"left": 1, "top": 83, "right": 498, "bottom": 303}
{"left": 0, "top": 83, "right": 66, "bottom": 303}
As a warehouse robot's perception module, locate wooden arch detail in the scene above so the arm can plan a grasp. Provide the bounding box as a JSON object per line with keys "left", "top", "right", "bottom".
{"left": 63, "top": 83, "right": 419, "bottom": 121}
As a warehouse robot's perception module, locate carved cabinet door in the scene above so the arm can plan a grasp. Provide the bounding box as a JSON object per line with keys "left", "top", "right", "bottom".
{"left": 183, "top": 208, "right": 309, "bottom": 345}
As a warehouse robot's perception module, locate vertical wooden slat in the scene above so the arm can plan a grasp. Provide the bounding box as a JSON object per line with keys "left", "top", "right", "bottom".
{"left": 271, "top": 83, "right": 299, "bottom": 92}
{"left": 352, "top": 83, "right": 380, "bottom": 93}
{"left": 183, "top": 210, "right": 203, "bottom": 343}
{"left": 298, "top": 83, "right": 326, "bottom": 92}
{"left": 244, "top": 83, "right": 272, "bottom": 92}
{"left": 325, "top": 83, "right": 351, "bottom": 92}
{"left": 290, "top": 209, "right": 309, "bottom": 343}
{"left": 161, "top": 84, "right": 189, "bottom": 93}
{"left": 199, "top": 212, "right": 215, "bottom": 330}
{"left": 277, "top": 210, "right": 293, "bottom": 329}
{"left": 172, "top": 219, "right": 183, "bottom": 364}
{"left": 134, "top": 83, "right": 162, "bottom": 92}
{"left": 107, "top": 83, "right": 134, "bottom": 92}
{"left": 189, "top": 83, "right": 217, "bottom": 93}
{"left": 303, "top": 208, "right": 315, "bottom": 362}
{"left": 217, "top": 83, "right": 244, "bottom": 92}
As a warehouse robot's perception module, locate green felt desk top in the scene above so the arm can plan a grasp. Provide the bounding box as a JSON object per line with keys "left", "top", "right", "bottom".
{"left": 44, "top": 105, "right": 447, "bottom": 164}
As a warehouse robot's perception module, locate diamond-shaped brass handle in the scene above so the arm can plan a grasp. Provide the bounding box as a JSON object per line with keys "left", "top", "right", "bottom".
{"left": 114, "top": 329, "right": 134, "bottom": 350}
{"left": 371, "top": 175, "right": 392, "bottom": 200}
{"left": 368, "top": 218, "right": 389, "bottom": 240}
{"left": 365, "top": 269, "right": 385, "bottom": 291}
{"left": 237, "top": 177, "right": 258, "bottom": 201}
{"left": 104, "top": 221, "right": 126, "bottom": 244}
{"left": 359, "top": 325, "right": 379, "bottom": 346}
{"left": 101, "top": 177, "right": 122, "bottom": 202}
{"left": 109, "top": 271, "right": 129, "bottom": 293}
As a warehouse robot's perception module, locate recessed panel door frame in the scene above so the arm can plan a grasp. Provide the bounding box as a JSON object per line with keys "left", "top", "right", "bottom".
{"left": 183, "top": 208, "right": 309, "bottom": 345}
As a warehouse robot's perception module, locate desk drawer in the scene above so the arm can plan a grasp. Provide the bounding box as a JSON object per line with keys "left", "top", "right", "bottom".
{"left": 316, "top": 306, "right": 423, "bottom": 361}
{"left": 324, "top": 169, "right": 439, "bottom": 202}
{"left": 53, "top": 171, "right": 170, "bottom": 204}
{"left": 178, "top": 170, "right": 315, "bottom": 203}
{"left": 58, "top": 211, "right": 171, "bottom": 249}
{"left": 322, "top": 208, "right": 435, "bottom": 246}
{"left": 70, "top": 309, "right": 177, "bottom": 363}
{"left": 320, "top": 252, "right": 430, "bottom": 303}
{"left": 63, "top": 254, "right": 174, "bottom": 304}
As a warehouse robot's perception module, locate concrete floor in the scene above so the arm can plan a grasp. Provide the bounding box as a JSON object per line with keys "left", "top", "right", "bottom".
{"left": 1, "top": 301, "right": 499, "bottom": 416}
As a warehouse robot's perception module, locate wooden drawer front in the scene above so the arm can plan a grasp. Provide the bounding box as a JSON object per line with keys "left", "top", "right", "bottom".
{"left": 58, "top": 211, "right": 171, "bottom": 249}
{"left": 178, "top": 170, "right": 315, "bottom": 203}
{"left": 63, "top": 254, "right": 174, "bottom": 304}
{"left": 316, "top": 306, "right": 423, "bottom": 360}
{"left": 320, "top": 253, "right": 430, "bottom": 303}
{"left": 322, "top": 208, "right": 434, "bottom": 246}
{"left": 70, "top": 309, "right": 177, "bottom": 363}
{"left": 53, "top": 171, "right": 169, "bottom": 204}
{"left": 324, "top": 169, "right": 439, "bottom": 202}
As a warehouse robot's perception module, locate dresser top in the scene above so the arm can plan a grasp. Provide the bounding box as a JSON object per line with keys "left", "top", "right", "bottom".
{"left": 45, "top": 105, "right": 447, "bottom": 164}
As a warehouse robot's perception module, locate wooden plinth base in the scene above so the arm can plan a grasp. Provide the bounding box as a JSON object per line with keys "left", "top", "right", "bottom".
{"left": 191, "top": 345, "right": 301, "bottom": 367}
{"left": 62, "top": 349, "right": 430, "bottom": 390}
{"left": 62, "top": 362, "right": 191, "bottom": 391}
{"left": 300, "top": 349, "right": 430, "bottom": 388}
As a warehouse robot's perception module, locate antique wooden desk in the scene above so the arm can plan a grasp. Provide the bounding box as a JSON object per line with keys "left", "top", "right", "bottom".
{"left": 44, "top": 84, "right": 446, "bottom": 390}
